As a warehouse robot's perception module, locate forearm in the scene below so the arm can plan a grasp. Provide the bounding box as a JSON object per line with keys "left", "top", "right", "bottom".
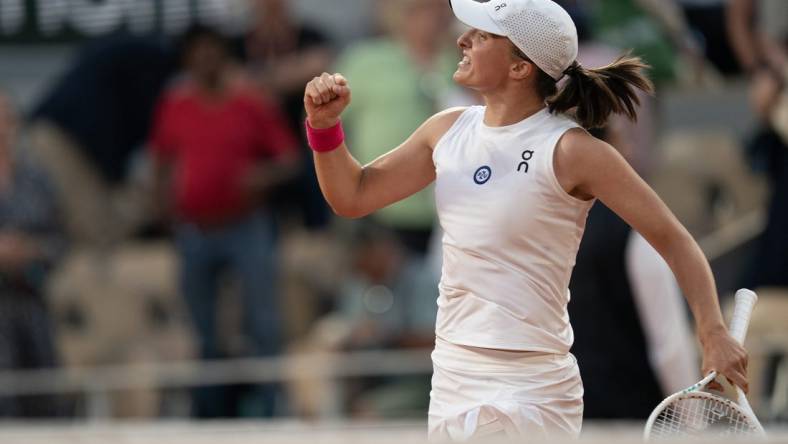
{"left": 661, "top": 229, "right": 750, "bottom": 387}
{"left": 726, "top": 0, "right": 760, "bottom": 72}
{"left": 304, "top": 73, "right": 437, "bottom": 218}
{"left": 660, "top": 228, "right": 726, "bottom": 339}
{"left": 313, "top": 143, "right": 367, "bottom": 218}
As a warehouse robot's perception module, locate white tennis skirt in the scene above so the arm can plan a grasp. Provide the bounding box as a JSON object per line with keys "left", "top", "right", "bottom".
{"left": 428, "top": 337, "right": 584, "bottom": 442}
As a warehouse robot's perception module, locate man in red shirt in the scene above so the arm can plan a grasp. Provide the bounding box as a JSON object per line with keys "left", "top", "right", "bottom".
{"left": 150, "top": 24, "right": 299, "bottom": 417}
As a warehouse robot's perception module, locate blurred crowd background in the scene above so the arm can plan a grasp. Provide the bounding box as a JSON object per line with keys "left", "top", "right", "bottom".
{"left": 0, "top": 0, "right": 785, "bottom": 427}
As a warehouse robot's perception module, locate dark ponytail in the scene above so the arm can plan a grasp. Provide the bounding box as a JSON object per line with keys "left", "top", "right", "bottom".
{"left": 540, "top": 55, "right": 654, "bottom": 129}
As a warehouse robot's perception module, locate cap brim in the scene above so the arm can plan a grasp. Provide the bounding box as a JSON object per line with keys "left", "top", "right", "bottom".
{"left": 449, "top": 0, "right": 506, "bottom": 36}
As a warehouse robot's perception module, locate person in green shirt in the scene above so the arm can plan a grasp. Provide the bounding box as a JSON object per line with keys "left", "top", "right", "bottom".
{"left": 588, "top": 0, "right": 704, "bottom": 84}
{"left": 334, "top": 0, "right": 466, "bottom": 254}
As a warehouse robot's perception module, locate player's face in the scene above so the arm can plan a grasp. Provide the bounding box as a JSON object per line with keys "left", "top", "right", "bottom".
{"left": 453, "top": 28, "right": 517, "bottom": 91}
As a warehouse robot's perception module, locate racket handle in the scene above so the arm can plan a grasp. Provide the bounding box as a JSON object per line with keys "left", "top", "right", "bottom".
{"left": 728, "top": 289, "right": 758, "bottom": 344}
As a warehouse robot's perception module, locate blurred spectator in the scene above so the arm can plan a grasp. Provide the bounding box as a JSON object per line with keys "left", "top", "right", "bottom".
{"left": 334, "top": 0, "right": 461, "bottom": 254}
{"left": 0, "top": 91, "right": 67, "bottom": 417}
{"left": 235, "top": 0, "right": 335, "bottom": 229}
{"left": 289, "top": 222, "right": 438, "bottom": 419}
{"left": 727, "top": 0, "right": 787, "bottom": 77}
{"left": 727, "top": 0, "right": 788, "bottom": 288}
{"left": 588, "top": 0, "right": 709, "bottom": 84}
{"left": 676, "top": 0, "right": 741, "bottom": 75}
{"left": 565, "top": 3, "right": 698, "bottom": 419}
{"left": 149, "top": 24, "right": 299, "bottom": 418}
{"left": 727, "top": 0, "right": 788, "bottom": 417}
{"left": 28, "top": 34, "right": 177, "bottom": 249}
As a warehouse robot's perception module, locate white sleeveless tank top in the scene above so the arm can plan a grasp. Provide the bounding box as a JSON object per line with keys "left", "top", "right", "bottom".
{"left": 433, "top": 106, "right": 594, "bottom": 354}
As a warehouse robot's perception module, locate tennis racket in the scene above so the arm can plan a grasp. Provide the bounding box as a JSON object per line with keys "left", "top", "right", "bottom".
{"left": 643, "top": 288, "right": 766, "bottom": 440}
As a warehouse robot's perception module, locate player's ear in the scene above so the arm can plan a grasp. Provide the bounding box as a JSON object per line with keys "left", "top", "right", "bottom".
{"left": 510, "top": 59, "right": 533, "bottom": 81}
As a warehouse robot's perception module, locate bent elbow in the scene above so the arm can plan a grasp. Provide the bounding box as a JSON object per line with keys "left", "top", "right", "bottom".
{"left": 328, "top": 201, "right": 370, "bottom": 219}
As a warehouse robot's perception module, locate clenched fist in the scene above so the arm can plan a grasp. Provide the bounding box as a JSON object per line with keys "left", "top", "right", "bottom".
{"left": 304, "top": 72, "right": 351, "bottom": 129}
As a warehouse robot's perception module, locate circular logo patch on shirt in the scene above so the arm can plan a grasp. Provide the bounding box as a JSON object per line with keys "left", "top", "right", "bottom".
{"left": 474, "top": 166, "right": 492, "bottom": 185}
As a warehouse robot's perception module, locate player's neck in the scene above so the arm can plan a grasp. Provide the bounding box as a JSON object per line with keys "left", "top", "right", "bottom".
{"left": 482, "top": 91, "right": 545, "bottom": 127}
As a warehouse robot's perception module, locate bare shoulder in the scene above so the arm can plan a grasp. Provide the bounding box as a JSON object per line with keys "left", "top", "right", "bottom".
{"left": 421, "top": 107, "right": 468, "bottom": 150}
{"left": 431, "top": 106, "right": 468, "bottom": 122}
{"left": 555, "top": 127, "right": 623, "bottom": 199}
{"left": 556, "top": 127, "right": 621, "bottom": 170}
{"left": 557, "top": 126, "right": 606, "bottom": 154}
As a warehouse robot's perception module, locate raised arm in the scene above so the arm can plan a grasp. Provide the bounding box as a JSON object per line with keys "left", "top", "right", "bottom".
{"left": 555, "top": 128, "right": 750, "bottom": 392}
{"left": 304, "top": 72, "right": 461, "bottom": 218}
{"left": 726, "top": 0, "right": 759, "bottom": 73}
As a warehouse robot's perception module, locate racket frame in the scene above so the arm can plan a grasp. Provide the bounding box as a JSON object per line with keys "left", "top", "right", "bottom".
{"left": 643, "top": 289, "right": 766, "bottom": 439}
{"left": 643, "top": 371, "right": 765, "bottom": 438}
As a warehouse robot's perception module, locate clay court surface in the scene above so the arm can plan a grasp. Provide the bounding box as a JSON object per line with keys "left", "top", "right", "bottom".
{"left": 0, "top": 421, "right": 787, "bottom": 444}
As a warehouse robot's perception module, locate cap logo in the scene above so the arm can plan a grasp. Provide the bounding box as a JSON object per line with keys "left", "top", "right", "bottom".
{"left": 494, "top": 2, "right": 507, "bottom": 11}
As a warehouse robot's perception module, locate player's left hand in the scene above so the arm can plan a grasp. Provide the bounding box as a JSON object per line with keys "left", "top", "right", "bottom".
{"left": 700, "top": 327, "right": 749, "bottom": 393}
{"left": 304, "top": 72, "right": 351, "bottom": 129}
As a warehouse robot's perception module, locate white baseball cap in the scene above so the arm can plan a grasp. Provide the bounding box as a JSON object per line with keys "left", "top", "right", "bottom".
{"left": 449, "top": 0, "right": 578, "bottom": 81}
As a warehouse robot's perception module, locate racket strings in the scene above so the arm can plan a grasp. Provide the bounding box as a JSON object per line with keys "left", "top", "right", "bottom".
{"left": 650, "top": 396, "right": 758, "bottom": 439}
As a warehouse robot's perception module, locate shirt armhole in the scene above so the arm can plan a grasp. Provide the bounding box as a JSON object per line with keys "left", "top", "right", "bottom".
{"left": 431, "top": 106, "right": 476, "bottom": 166}
{"left": 545, "top": 126, "right": 595, "bottom": 206}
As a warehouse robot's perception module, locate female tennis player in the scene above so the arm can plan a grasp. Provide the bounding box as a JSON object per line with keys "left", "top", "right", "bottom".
{"left": 303, "top": 0, "right": 749, "bottom": 440}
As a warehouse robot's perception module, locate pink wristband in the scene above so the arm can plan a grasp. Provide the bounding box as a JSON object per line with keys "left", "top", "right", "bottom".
{"left": 305, "top": 119, "right": 345, "bottom": 153}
